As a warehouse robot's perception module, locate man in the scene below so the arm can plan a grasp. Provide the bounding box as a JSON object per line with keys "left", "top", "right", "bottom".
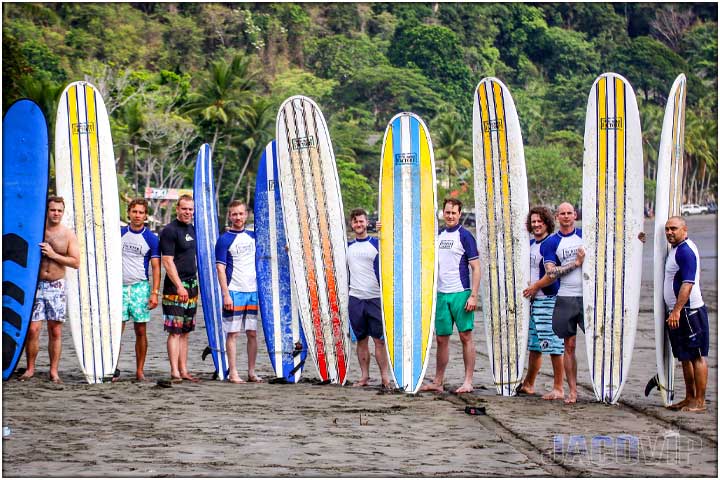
{"left": 664, "top": 216, "right": 709, "bottom": 413}
{"left": 116, "top": 198, "right": 161, "bottom": 382}
{"left": 19, "top": 197, "right": 80, "bottom": 383}
{"left": 215, "top": 201, "right": 262, "bottom": 384}
{"left": 540, "top": 202, "right": 585, "bottom": 404}
{"left": 421, "top": 198, "right": 480, "bottom": 394}
{"left": 346, "top": 208, "right": 391, "bottom": 389}
{"left": 160, "top": 194, "right": 200, "bottom": 382}
{"left": 518, "top": 206, "right": 565, "bottom": 400}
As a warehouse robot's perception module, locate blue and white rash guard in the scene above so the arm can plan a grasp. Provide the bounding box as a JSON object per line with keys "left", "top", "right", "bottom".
{"left": 121, "top": 225, "right": 160, "bottom": 286}
{"left": 215, "top": 229, "right": 257, "bottom": 292}
{"left": 540, "top": 228, "right": 583, "bottom": 297}
{"left": 437, "top": 225, "right": 479, "bottom": 294}
{"left": 347, "top": 236, "right": 380, "bottom": 299}
{"left": 664, "top": 238, "right": 704, "bottom": 310}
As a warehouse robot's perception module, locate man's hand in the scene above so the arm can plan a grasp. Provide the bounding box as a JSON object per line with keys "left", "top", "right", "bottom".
{"left": 575, "top": 247, "right": 586, "bottom": 267}
{"left": 147, "top": 293, "right": 159, "bottom": 310}
{"left": 223, "top": 292, "right": 233, "bottom": 311}
{"left": 523, "top": 284, "right": 538, "bottom": 299}
{"left": 177, "top": 285, "right": 189, "bottom": 303}
{"left": 465, "top": 293, "right": 478, "bottom": 312}
{"left": 39, "top": 242, "right": 56, "bottom": 259}
{"left": 667, "top": 309, "right": 681, "bottom": 330}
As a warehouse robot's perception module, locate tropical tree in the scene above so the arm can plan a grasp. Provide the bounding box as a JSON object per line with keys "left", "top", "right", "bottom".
{"left": 431, "top": 111, "right": 473, "bottom": 201}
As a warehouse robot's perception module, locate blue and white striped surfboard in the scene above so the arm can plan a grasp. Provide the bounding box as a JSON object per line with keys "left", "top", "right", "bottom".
{"left": 255, "top": 140, "right": 308, "bottom": 383}
{"left": 379, "top": 112, "right": 437, "bottom": 393}
{"left": 3, "top": 99, "right": 49, "bottom": 380}
{"left": 193, "top": 144, "right": 229, "bottom": 380}
{"left": 582, "top": 72, "right": 644, "bottom": 404}
{"left": 55, "top": 81, "right": 123, "bottom": 384}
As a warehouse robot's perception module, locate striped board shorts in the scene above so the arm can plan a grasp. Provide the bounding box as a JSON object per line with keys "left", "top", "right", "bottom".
{"left": 162, "top": 279, "right": 198, "bottom": 334}
{"left": 222, "top": 291, "right": 258, "bottom": 334}
{"left": 527, "top": 296, "right": 564, "bottom": 355}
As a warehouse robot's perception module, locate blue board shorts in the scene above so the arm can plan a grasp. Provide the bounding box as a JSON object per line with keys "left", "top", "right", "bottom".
{"left": 349, "top": 296, "right": 384, "bottom": 341}
{"left": 122, "top": 280, "right": 152, "bottom": 323}
{"left": 31, "top": 279, "right": 66, "bottom": 323}
{"left": 223, "top": 291, "right": 258, "bottom": 334}
{"left": 667, "top": 306, "right": 709, "bottom": 361}
{"left": 528, "top": 296, "right": 564, "bottom": 355}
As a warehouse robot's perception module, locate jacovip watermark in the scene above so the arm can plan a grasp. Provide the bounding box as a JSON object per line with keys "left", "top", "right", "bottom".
{"left": 549, "top": 432, "right": 702, "bottom": 466}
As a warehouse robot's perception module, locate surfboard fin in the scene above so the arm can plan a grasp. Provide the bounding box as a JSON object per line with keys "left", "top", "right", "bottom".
{"left": 644, "top": 374, "right": 659, "bottom": 397}
{"left": 201, "top": 345, "right": 212, "bottom": 361}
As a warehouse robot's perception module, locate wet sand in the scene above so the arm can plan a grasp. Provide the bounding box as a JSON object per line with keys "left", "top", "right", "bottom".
{"left": 2, "top": 215, "right": 717, "bottom": 476}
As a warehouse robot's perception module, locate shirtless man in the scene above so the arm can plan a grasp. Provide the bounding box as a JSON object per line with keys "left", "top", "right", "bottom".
{"left": 19, "top": 196, "right": 80, "bottom": 383}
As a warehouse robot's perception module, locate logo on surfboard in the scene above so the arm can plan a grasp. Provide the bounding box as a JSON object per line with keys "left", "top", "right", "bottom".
{"left": 394, "top": 153, "right": 418, "bottom": 165}
{"left": 267, "top": 179, "right": 275, "bottom": 191}
{"left": 72, "top": 122, "right": 96, "bottom": 135}
{"left": 291, "top": 136, "right": 317, "bottom": 150}
{"left": 482, "top": 119, "right": 504, "bottom": 132}
{"left": 600, "top": 117, "right": 624, "bottom": 130}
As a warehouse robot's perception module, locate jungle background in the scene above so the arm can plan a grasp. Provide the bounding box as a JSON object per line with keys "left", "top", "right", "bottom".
{"left": 3, "top": 2, "right": 717, "bottom": 224}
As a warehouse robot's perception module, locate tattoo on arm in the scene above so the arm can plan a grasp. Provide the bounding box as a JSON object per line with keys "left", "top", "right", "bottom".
{"left": 548, "top": 262, "right": 577, "bottom": 279}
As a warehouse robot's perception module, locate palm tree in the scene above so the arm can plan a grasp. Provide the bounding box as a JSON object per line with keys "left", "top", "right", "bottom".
{"left": 432, "top": 111, "right": 472, "bottom": 196}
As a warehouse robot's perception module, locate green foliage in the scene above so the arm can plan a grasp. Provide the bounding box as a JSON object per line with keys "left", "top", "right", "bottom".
{"left": 305, "top": 34, "right": 388, "bottom": 82}
{"left": 525, "top": 145, "right": 582, "bottom": 207}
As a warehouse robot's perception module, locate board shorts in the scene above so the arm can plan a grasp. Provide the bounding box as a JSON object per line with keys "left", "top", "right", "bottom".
{"left": 435, "top": 290, "right": 474, "bottom": 336}
{"left": 551, "top": 296, "right": 584, "bottom": 339}
{"left": 31, "top": 279, "right": 66, "bottom": 323}
{"left": 528, "top": 296, "right": 564, "bottom": 355}
{"left": 162, "top": 278, "right": 198, "bottom": 334}
{"left": 122, "top": 280, "right": 152, "bottom": 323}
{"left": 222, "top": 291, "right": 258, "bottom": 334}
{"left": 349, "top": 296, "right": 384, "bottom": 341}
{"left": 667, "top": 305, "right": 709, "bottom": 361}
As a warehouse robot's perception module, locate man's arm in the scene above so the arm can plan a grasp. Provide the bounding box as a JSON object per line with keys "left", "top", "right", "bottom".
{"left": 41, "top": 229, "right": 81, "bottom": 269}
{"left": 162, "top": 255, "right": 188, "bottom": 302}
{"left": 465, "top": 258, "right": 481, "bottom": 312}
{"left": 216, "top": 263, "right": 233, "bottom": 311}
{"left": 546, "top": 247, "right": 585, "bottom": 279}
{"left": 523, "top": 273, "right": 556, "bottom": 298}
{"left": 667, "top": 282, "right": 693, "bottom": 330}
{"left": 148, "top": 257, "right": 161, "bottom": 309}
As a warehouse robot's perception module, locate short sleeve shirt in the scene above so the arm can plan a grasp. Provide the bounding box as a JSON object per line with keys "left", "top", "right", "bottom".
{"left": 121, "top": 225, "right": 160, "bottom": 286}
{"left": 347, "top": 236, "right": 380, "bottom": 299}
{"left": 664, "top": 238, "right": 704, "bottom": 309}
{"left": 215, "top": 229, "right": 257, "bottom": 293}
{"left": 159, "top": 219, "right": 197, "bottom": 284}
{"left": 540, "top": 228, "right": 583, "bottom": 297}
{"left": 530, "top": 235, "right": 559, "bottom": 298}
{"left": 437, "top": 225, "right": 479, "bottom": 293}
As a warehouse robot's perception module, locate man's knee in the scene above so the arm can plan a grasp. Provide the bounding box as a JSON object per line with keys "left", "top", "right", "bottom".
{"left": 458, "top": 330, "right": 474, "bottom": 344}
{"left": 134, "top": 323, "right": 147, "bottom": 337}
{"left": 47, "top": 321, "right": 63, "bottom": 338}
{"left": 28, "top": 322, "right": 42, "bottom": 337}
{"left": 246, "top": 330, "right": 257, "bottom": 340}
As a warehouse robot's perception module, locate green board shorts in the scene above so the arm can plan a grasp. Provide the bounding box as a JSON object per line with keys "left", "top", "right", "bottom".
{"left": 435, "top": 290, "right": 474, "bottom": 336}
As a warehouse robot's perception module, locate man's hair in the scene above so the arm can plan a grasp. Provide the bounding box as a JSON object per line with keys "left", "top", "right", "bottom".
{"left": 47, "top": 196, "right": 65, "bottom": 207}
{"left": 443, "top": 197, "right": 462, "bottom": 212}
{"left": 227, "top": 200, "right": 247, "bottom": 211}
{"left": 350, "top": 208, "right": 367, "bottom": 221}
{"left": 526, "top": 206, "right": 555, "bottom": 233}
{"left": 127, "top": 198, "right": 148, "bottom": 213}
{"left": 176, "top": 194, "right": 193, "bottom": 207}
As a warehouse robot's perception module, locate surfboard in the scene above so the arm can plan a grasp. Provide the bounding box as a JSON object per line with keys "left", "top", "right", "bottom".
{"left": 2, "top": 99, "right": 49, "bottom": 380}
{"left": 55, "top": 81, "right": 123, "bottom": 384}
{"left": 472, "top": 77, "right": 531, "bottom": 396}
{"left": 646, "top": 74, "right": 686, "bottom": 406}
{"left": 378, "top": 112, "right": 437, "bottom": 394}
{"left": 255, "top": 140, "right": 308, "bottom": 383}
{"left": 193, "top": 143, "right": 229, "bottom": 380}
{"left": 276, "top": 95, "right": 350, "bottom": 385}
{"left": 582, "top": 72, "right": 644, "bottom": 404}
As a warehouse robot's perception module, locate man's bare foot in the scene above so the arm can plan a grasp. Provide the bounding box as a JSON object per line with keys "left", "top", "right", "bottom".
{"left": 542, "top": 389, "right": 564, "bottom": 400}
{"left": 247, "top": 375, "right": 263, "bottom": 383}
{"left": 180, "top": 373, "right": 200, "bottom": 383}
{"left": 228, "top": 376, "right": 245, "bottom": 384}
{"left": 454, "top": 383, "right": 474, "bottom": 394}
{"left": 135, "top": 374, "right": 147, "bottom": 382}
{"left": 681, "top": 405, "right": 707, "bottom": 413}
{"left": 49, "top": 375, "right": 63, "bottom": 384}
{"left": 420, "top": 382, "right": 444, "bottom": 392}
{"left": 18, "top": 371, "right": 34, "bottom": 382}
{"left": 515, "top": 383, "right": 534, "bottom": 395}
{"left": 353, "top": 378, "right": 369, "bottom": 387}
{"left": 564, "top": 392, "right": 577, "bottom": 404}
{"left": 668, "top": 398, "right": 691, "bottom": 411}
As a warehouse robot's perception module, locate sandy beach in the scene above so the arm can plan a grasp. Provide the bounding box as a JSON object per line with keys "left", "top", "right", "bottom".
{"left": 2, "top": 214, "right": 717, "bottom": 477}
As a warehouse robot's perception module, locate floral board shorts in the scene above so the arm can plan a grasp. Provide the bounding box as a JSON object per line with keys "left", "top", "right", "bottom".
{"left": 122, "top": 280, "right": 152, "bottom": 323}
{"left": 31, "top": 279, "right": 66, "bottom": 323}
{"left": 162, "top": 279, "right": 198, "bottom": 334}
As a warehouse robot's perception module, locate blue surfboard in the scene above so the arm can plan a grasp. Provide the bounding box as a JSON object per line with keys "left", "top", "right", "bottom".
{"left": 254, "top": 140, "right": 308, "bottom": 383}
{"left": 2, "top": 99, "right": 49, "bottom": 380}
{"left": 193, "top": 144, "right": 229, "bottom": 380}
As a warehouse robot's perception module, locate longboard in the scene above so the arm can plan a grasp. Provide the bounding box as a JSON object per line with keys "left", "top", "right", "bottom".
{"left": 378, "top": 112, "right": 437, "bottom": 393}
{"left": 646, "top": 74, "right": 686, "bottom": 406}
{"left": 55, "top": 81, "right": 123, "bottom": 384}
{"left": 193, "top": 143, "right": 229, "bottom": 380}
{"left": 582, "top": 72, "right": 644, "bottom": 404}
{"left": 276, "top": 95, "right": 350, "bottom": 385}
{"left": 2, "top": 99, "right": 49, "bottom": 380}
{"left": 255, "top": 140, "right": 308, "bottom": 383}
{"left": 472, "top": 77, "right": 531, "bottom": 396}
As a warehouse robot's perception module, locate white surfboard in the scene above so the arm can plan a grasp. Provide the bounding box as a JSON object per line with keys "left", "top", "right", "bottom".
{"left": 55, "top": 81, "right": 123, "bottom": 384}
{"left": 582, "top": 72, "right": 644, "bottom": 404}
{"left": 647, "top": 74, "right": 686, "bottom": 406}
{"left": 473, "top": 77, "right": 531, "bottom": 396}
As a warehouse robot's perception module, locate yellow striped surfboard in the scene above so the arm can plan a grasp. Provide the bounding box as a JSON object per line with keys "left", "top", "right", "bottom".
{"left": 649, "top": 74, "right": 686, "bottom": 406}
{"left": 472, "top": 78, "right": 531, "bottom": 396}
{"left": 378, "top": 112, "right": 437, "bottom": 393}
{"left": 55, "top": 81, "right": 123, "bottom": 384}
{"left": 582, "top": 72, "right": 644, "bottom": 404}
